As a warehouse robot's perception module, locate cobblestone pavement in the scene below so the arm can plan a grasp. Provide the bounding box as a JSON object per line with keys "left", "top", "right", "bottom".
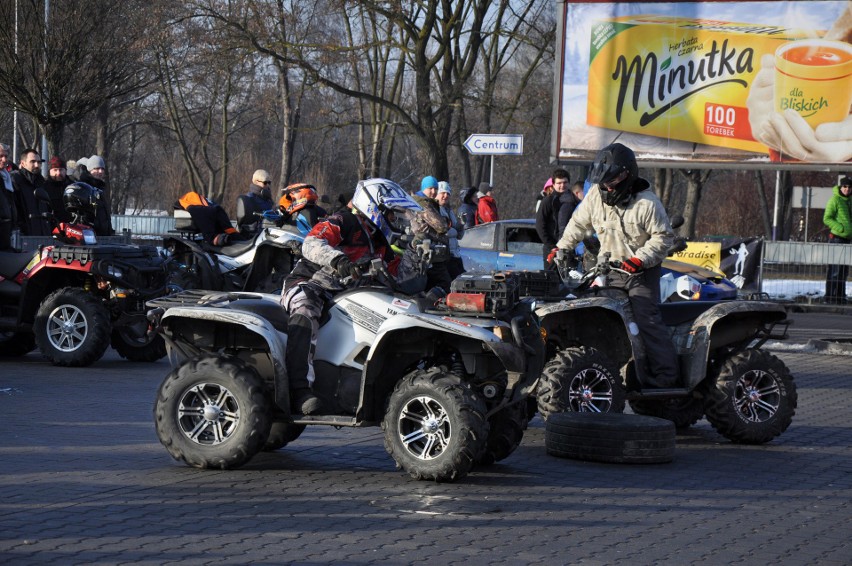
{"left": 1, "top": 343, "right": 850, "bottom": 565}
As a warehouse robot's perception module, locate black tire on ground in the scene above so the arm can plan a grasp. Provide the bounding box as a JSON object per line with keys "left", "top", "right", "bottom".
{"left": 263, "top": 421, "right": 306, "bottom": 451}
{"left": 537, "top": 346, "right": 625, "bottom": 421}
{"left": 34, "top": 287, "right": 111, "bottom": 367}
{"left": 703, "top": 349, "right": 797, "bottom": 444}
{"left": 545, "top": 412, "right": 676, "bottom": 464}
{"left": 629, "top": 397, "right": 705, "bottom": 429}
{"left": 111, "top": 327, "right": 168, "bottom": 362}
{"left": 153, "top": 355, "right": 271, "bottom": 469}
{"left": 0, "top": 331, "right": 36, "bottom": 357}
{"left": 477, "top": 402, "right": 528, "bottom": 466}
{"left": 383, "top": 368, "right": 489, "bottom": 482}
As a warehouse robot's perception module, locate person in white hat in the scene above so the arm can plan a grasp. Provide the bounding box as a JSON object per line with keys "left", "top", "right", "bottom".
{"left": 236, "top": 169, "right": 274, "bottom": 234}
{"left": 436, "top": 181, "right": 465, "bottom": 278}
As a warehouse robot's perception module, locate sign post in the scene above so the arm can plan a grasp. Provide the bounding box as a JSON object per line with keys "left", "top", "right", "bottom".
{"left": 463, "top": 134, "right": 524, "bottom": 186}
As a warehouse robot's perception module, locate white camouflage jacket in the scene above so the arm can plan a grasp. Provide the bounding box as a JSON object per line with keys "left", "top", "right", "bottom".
{"left": 556, "top": 179, "right": 673, "bottom": 267}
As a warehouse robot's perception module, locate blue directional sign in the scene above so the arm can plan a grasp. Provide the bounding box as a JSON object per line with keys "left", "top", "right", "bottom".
{"left": 463, "top": 134, "right": 524, "bottom": 156}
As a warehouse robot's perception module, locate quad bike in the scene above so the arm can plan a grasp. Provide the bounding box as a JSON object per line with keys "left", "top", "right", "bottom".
{"left": 163, "top": 209, "right": 304, "bottom": 294}
{"left": 0, "top": 214, "right": 169, "bottom": 365}
{"left": 533, "top": 251, "right": 797, "bottom": 444}
{"left": 148, "top": 262, "right": 545, "bottom": 482}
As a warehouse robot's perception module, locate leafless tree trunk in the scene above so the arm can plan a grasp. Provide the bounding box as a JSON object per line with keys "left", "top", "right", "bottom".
{"left": 678, "top": 169, "right": 712, "bottom": 239}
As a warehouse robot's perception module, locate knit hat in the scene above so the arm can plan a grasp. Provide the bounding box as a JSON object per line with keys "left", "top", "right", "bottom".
{"left": 437, "top": 181, "right": 451, "bottom": 195}
{"left": 841, "top": 177, "right": 852, "bottom": 187}
{"left": 252, "top": 169, "right": 271, "bottom": 184}
{"left": 77, "top": 157, "right": 89, "bottom": 170}
{"left": 421, "top": 176, "right": 439, "bottom": 191}
{"left": 88, "top": 155, "right": 106, "bottom": 170}
{"left": 543, "top": 178, "right": 553, "bottom": 192}
{"left": 477, "top": 181, "right": 492, "bottom": 198}
{"left": 48, "top": 156, "right": 65, "bottom": 169}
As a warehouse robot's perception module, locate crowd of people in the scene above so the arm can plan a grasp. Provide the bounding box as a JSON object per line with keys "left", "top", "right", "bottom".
{"left": 0, "top": 145, "right": 114, "bottom": 250}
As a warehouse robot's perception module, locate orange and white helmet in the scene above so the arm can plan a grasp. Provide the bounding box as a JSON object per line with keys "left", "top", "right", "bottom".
{"left": 279, "top": 183, "right": 318, "bottom": 215}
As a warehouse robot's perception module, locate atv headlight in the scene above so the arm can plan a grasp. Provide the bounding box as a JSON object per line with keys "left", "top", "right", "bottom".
{"left": 106, "top": 265, "right": 124, "bottom": 279}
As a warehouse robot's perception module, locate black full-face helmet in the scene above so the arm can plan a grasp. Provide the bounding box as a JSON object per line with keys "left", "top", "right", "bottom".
{"left": 63, "top": 182, "right": 100, "bottom": 222}
{"left": 589, "top": 143, "right": 638, "bottom": 206}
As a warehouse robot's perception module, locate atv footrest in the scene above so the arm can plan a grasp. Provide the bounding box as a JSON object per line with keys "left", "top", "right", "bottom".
{"left": 626, "top": 388, "right": 691, "bottom": 400}
{"left": 292, "top": 415, "right": 359, "bottom": 426}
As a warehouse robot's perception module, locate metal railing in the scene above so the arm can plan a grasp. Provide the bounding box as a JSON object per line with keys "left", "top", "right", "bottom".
{"left": 111, "top": 215, "right": 175, "bottom": 236}
{"left": 761, "top": 240, "right": 852, "bottom": 303}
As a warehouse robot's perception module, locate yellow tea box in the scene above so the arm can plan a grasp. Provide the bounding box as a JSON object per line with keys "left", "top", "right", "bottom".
{"left": 587, "top": 15, "right": 817, "bottom": 153}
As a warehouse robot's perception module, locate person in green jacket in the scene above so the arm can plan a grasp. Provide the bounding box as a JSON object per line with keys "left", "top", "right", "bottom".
{"left": 823, "top": 177, "right": 852, "bottom": 304}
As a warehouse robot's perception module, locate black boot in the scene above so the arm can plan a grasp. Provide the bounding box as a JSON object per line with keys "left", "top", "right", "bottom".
{"left": 291, "top": 388, "right": 323, "bottom": 415}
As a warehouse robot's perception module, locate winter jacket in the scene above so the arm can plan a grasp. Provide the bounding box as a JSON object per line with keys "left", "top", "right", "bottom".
{"left": 536, "top": 190, "right": 579, "bottom": 250}
{"left": 439, "top": 204, "right": 464, "bottom": 257}
{"left": 78, "top": 172, "right": 114, "bottom": 236}
{"left": 11, "top": 169, "right": 52, "bottom": 236}
{"left": 236, "top": 189, "right": 274, "bottom": 234}
{"left": 0, "top": 171, "right": 17, "bottom": 249}
{"left": 286, "top": 208, "right": 398, "bottom": 293}
{"left": 823, "top": 184, "right": 852, "bottom": 240}
{"left": 556, "top": 179, "right": 673, "bottom": 268}
{"left": 42, "top": 178, "right": 72, "bottom": 223}
{"left": 476, "top": 195, "right": 499, "bottom": 224}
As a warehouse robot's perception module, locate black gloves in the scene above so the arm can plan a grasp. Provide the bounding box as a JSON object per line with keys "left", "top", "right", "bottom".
{"left": 332, "top": 255, "right": 360, "bottom": 279}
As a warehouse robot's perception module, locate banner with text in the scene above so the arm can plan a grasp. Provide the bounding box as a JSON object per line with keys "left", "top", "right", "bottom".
{"left": 552, "top": 1, "right": 852, "bottom": 168}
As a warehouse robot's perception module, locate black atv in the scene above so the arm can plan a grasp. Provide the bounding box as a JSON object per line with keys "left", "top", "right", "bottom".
{"left": 1, "top": 220, "right": 169, "bottom": 366}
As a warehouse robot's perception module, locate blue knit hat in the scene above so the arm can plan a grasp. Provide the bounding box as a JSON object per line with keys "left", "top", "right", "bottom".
{"left": 420, "top": 176, "right": 439, "bottom": 190}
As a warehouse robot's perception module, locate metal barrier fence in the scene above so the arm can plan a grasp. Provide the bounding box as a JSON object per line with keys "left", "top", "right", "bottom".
{"left": 111, "top": 215, "right": 175, "bottom": 236}
{"left": 761, "top": 240, "right": 852, "bottom": 303}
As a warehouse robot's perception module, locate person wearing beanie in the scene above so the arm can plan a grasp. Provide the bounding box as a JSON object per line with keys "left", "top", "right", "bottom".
{"left": 76, "top": 155, "right": 113, "bottom": 236}
{"left": 43, "top": 156, "right": 72, "bottom": 223}
{"left": 417, "top": 175, "right": 439, "bottom": 200}
{"left": 458, "top": 186, "right": 479, "bottom": 229}
{"left": 88, "top": 155, "right": 106, "bottom": 180}
{"left": 236, "top": 169, "right": 274, "bottom": 234}
{"left": 436, "top": 181, "right": 465, "bottom": 278}
{"left": 413, "top": 174, "right": 443, "bottom": 226}
{"left": 823, "top": 176, "right": 852, "bottom": 304}
{"left": 536, "top": 177, "right": 553, "bottom": 213}
{"left": 475, "top": 181, "right": 499, "bottom": 224}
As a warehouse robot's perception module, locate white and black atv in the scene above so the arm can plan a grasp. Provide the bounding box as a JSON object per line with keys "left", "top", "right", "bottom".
{"left": 147, "top": 266, "right": 545, "bottom": 482}
{"left": 163, "top": 210, "right": 303, "bottom": 293}
{"left": 534, "top": 252, "right": 797, "bottom": 444}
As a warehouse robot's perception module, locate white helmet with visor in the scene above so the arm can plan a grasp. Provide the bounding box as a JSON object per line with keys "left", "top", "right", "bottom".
{"left": 350, "top": 178, "right": 422, "bottom": 244}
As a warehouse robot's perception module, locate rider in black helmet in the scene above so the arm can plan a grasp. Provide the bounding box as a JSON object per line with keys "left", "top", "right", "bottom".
{"left": 556, "top": 143, "right": 679, "bottom": 389}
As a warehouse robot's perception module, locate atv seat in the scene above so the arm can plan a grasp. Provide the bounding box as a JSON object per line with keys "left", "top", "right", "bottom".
{"left": 0, "top": 251, "right": 35, "bottom": 279}
{"left": 228, "top": 298, "right": 290, "bottom": 332}
{"left": 658, "top": 300, "right": 721, "bottom": 327}
{"left": 202, "top": 236, "right": 257, "bottom": 258}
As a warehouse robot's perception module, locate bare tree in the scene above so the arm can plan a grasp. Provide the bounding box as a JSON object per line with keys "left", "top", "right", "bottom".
{"left": 0, "top": 0, "right": 153, "bottom": 156}
{"left": 677, "top": 169, "right": 712, "bottom": 239}
{"left": 151, "top": 9, "right": 264, "bottom": 204}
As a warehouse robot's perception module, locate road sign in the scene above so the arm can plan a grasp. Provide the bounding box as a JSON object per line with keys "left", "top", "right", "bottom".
{"left": 463, "top": 134, "right": 524, "bottom": 156}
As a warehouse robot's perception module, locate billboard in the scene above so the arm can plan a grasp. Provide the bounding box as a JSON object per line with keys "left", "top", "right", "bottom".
{"left": 552, "top": 1, "right": 852, "bottom": 170}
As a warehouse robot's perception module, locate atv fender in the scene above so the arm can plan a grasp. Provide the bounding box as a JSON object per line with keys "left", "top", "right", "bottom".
{"left": 373, "top": 312, "right": 528, "bottom": 375}
{"left": 536, "top": 295, "right": 644, "bottom": 368}
{"left": 160, "top": 306, "right": 290, "bottom": 410}
{"left": 674, "top": 300, "right": 788, "bottom": 389}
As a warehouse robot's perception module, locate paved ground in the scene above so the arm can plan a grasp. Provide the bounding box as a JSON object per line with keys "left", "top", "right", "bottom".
{"left": 1, "top": 313, "right": 851, "bottom": 565}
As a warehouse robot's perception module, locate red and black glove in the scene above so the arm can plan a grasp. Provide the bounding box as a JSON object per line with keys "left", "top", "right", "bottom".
{"left": 621, "top": 257, "right": 643, "bottom": 274}
{"left": 546, "top": 247, "right": 559, "bottom": 265}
